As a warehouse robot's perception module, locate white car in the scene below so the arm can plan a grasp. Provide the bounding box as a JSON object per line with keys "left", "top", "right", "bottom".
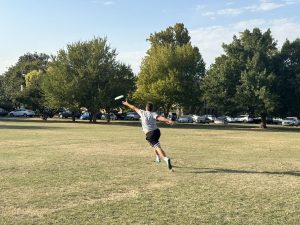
{"left": 225, "top": 116, "right": 237, "bottom": 123}
{"left": 9, "top": 108, "right": 35, "bottom": 117}
{"left": 235, "top": 115, "right": 254, "bottom": 123}
{"left": 101, "top": 113, "right": 117, "bottom": 120}
{"left": 125, "top": 112, "right": 140, "bottom": 120}
{"left": 214, "top": 116, "right": 228, "bottom": 125}
{"left": 205, "top": 114, "right": 216, "bottom": 122}
{"left": 177, "top": 115, "right": 193, "bottom": 123}
{"left": 192, "top": 115, "right": 210, "bottom": 123}
{"left": 282, "top": 117, "right": 299, "bottom": 126}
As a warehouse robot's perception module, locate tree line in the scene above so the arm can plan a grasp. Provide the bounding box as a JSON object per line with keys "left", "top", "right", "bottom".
{"left": 0, "top": 23, "right": 299, "bottom": 128}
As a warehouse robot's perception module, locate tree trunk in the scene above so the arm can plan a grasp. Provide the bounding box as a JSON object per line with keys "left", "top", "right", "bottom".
{"left": 89, "top": 113, "right": 93, "bottom": 123}
{"left": 163, "top": 104, "right": 171, "bottom": 118}
{"left": 42, "top": 110, "right": 48, "bottom": 121}
{"left": 92, "top": 113, "right": 97, "bottom": 123}
{"left": 260, "top": 114, "right": 267, "bottom": 129}
{"left": 72, "top": 112, "right": 76, "bottom": 122}
{"left": 106, "top": 107, "right": 111, "bottom": 123}
{"left": 163, "top": 108, "right": 168, "bottom": 118}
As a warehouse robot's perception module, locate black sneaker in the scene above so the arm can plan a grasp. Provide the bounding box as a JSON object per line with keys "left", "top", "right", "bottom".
{"left": 167, "top": 158, "right": 173, "bottom": 170}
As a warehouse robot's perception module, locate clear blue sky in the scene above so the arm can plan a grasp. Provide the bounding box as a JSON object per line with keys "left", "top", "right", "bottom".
{"left": 1, "top": 0, "right": 300, "bottom": 74}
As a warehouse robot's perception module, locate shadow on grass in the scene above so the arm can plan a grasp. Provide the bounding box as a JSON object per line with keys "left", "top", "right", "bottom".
{"left": 1, "top": 117, "right": 299, "bottom": 133}
{"left": 173, "top": 166, "right": 300, "bottom": 177}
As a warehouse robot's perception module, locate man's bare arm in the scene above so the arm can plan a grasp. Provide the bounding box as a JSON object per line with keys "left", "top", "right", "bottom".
{"left": 156, "top": 116, "right": 174, "bottom": 125}
{"left": 122, "top": 100, "right": 140, "bottom": 113}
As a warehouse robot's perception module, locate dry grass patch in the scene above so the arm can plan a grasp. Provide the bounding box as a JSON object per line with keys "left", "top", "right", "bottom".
{"left": 0, "top": 119, "right": 300, "bottom": 224}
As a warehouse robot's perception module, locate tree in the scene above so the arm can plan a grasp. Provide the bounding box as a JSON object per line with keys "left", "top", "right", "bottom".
{"left": 275, "top": 39, "right": 300, "bottom": 117}
{"left": 97, "top": 63, "right": 136, "bottom": 122}
{"left": 43, "top": 37, "right": 135, "bottom": 122}
{"left": 1, "top": 53, "right": 50, "bottom": 108}
{"left": 0, "top": 75, "right": 6, "bottom": 103}
{"left": 148, "top": 23, "right": 191, "bottom": 47}
{"left": 134, "top": 23, "right": 205, "bottom": 115}
{"left": 44, "top": 48, "right": 88, "bottom": 122}
{"left": 203, "top": 28, "right": 278, "bottom": 128}
{"left": 202, "top": 55, "right": 243, "bottom": 116}
{"left": 17, "top": 70, "right": 45, "bottom": 111}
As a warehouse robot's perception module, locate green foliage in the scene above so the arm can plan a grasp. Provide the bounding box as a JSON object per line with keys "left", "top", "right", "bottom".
{"left": 98, "top": 63, "right": 136, "bottom": 113}
{"left": 202, "top": 56, "right": 242, "bottom": 115}
{"left": 147, "top": 23, "right": 191, "bottom": 47}
{"left": 203, "top": 28, "right": 278, "bottom": 123}
{"left": 275, "top": 39, "right": 300, "bottom": 117}
{"left": 18, "top": 70, "right": 46, "bottom": 111}
{"left": 236, "top": 59, "right": 277, "bottom": 115}
{"left": 135, "top": 23, "right": 205, "bottom": 114}
{"left": 2, "top": 67, "right": 24, "bottom": 107}
{"left": 43, "top": 37, "right": 135, "bottom": 121}
{"left": 1, "top": 53, "right": 50, "bottom": 107}
{"left": 25, "top": 70, "right": 43, "bottom": 87}
{"left": 0, "top": 75, "right": 7, "bottom": 103}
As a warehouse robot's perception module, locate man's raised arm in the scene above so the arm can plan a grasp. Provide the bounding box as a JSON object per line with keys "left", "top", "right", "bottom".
{"left": 122, "top": 100, "right": 140, "bottom": 113}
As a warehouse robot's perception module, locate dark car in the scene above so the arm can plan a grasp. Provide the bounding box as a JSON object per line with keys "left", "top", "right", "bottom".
{"left": 125, "top": 112, "right": 140, "bottom": 120}
{"left": 168, "top": 112, "right": 177, "bottom": 121}
{"left": 115, "top": 113, "right": 126, "bottom": 120}
{"left": 42, "top": 109, "right": 55, "bottom": 118}
{"left": 0, "top": 108, "right": 8, "bottom": 116}
{"left": 59, "top": 109, "right": 81, "bottom": 118}
{"left": 80, "top": 112, "right": 102, "bottom": 120}
{"left": 59, "top": 109, "right": 72, "bottom": 118}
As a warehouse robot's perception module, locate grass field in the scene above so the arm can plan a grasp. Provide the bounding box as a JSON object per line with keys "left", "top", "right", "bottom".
{"left": 0, "top": 118, "right": 300, "bottom": 225}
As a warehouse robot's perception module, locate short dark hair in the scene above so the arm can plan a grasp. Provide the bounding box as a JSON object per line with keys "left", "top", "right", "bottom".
{"left": 146, "top": 102, "right": 154, "bottom": 111}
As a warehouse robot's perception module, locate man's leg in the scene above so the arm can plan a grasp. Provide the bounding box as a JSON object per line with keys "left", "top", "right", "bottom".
{"left": 154, "top": 146, "right": 166, "bottom": 158}
{"left": 154, "top": 149, "right": 161, "bottom": 162}
{"left": 154, "top": 145, "right": 173, "bottom": 170}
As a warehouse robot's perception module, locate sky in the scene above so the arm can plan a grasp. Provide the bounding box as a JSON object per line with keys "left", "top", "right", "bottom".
{"left": 0, "top": 0, "right": 300, "bottom": 75}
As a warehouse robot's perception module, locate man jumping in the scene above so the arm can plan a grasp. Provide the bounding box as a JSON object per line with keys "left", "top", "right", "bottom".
{"left": 122, "top": 100, "right": 174, "bottom": 171}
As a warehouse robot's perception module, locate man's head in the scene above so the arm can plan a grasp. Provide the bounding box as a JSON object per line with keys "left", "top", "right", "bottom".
{"left": 146, "top": 102, "right": 154, "bottom": 112}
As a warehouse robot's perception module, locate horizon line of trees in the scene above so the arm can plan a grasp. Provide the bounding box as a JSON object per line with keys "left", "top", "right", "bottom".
{"left": 0, "top": 23, "right": 299, "bottom": 128}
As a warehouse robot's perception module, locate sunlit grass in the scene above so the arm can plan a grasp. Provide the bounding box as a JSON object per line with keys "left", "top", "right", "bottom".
{"left": 0, "top": 118, "right": 300, "bottom": 224}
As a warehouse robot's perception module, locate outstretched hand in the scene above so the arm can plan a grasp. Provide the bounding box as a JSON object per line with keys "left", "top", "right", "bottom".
{"left": 168, "top": 120, "right": 175, "bottom": 126}
{"left": 122, "top": 100, "right": 129, "bottom": 107}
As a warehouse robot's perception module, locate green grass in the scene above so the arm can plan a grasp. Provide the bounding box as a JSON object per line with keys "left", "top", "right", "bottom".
{"left": 0, "top": 118, "right": 300, "bottom": 225}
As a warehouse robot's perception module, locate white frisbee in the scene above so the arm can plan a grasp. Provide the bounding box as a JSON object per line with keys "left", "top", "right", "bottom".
{"left": 114, "top": 95, "right": 124, "bottom": 100}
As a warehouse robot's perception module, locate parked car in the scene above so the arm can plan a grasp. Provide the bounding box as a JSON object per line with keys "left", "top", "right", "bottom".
{"left": 101, "top": 113, "right": 117, "bottom": 120}
{"left": 125, "top": 112, "right": 140, "bottom": 120}
{"left": 0, "top": 108, "right": 8, "bottom": 116}
{"left": 59, "top": 109, "right": 72, "bottom": 118}
{"left": 42, "top": 109, "right": 55, "bottom": 118}
{"left": 59, "top": 109, "right": 80, "bottom": 118}
{"left": 235, "top": 115, "right": 254, "bottom": 123}
{"left": 253, "top": 116, "right": 273, "bottom": 124}
{"left": 9, "top": 108, "right": 35, "bottom": 117}
{"left": 214, "top": 116, "right": 228, "bottom": 125}
{"left": 225, "top": 116, "right": 237, "bottom": 123}
{"left": 114, "top": 113, "right": 126, "bottom": 120}
{"left": 177, "top": 115, "right": 193, "bottom": 123}
{"left": 282, "top": 117, "right": 299, "bottom": 126}
{"left": 192, "top": 115, "right": 210, "bottom": 123}
{"left": 80, "top": 112, "right": 92, "bottom": 120}
{"left": 273, "top": 117, "right": 283, "bottom": 125}
{"left": 80, "top": 112, "right": 102, "bottom": 120}
{"left": 205, "top": 114, "right": 216, "bottom": 122}
{"left": 168, "top": 112, "right": 177, "bottom": 121}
